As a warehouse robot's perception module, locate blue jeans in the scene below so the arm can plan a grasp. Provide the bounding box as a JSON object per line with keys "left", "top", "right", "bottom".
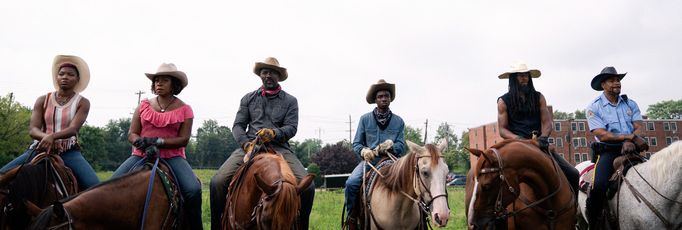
{"left": 0, "top": 148, "right": 100, "bottom": 190}
{"left": 344, "top": 161, "right": 369, "bottom": 214}
{"left": 112, "top": 156, "right": 203, "bottom": 230}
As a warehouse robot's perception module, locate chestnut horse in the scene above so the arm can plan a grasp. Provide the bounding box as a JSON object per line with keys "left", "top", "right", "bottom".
{"left": 466, "top": 140, "right": 575, "bottom": 230}
{"left": 353, "top": 140, "right": 451, "bottom": 229}
{"left": 0, "top": 152, "right": 78, "bottom": 230}
{"left": 28, "top": 157, "right": 183, "bottom": 230}
{"left": 222, "top": 148, "right": 314, "bottom": 230}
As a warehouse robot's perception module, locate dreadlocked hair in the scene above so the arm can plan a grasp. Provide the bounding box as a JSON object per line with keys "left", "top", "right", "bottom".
{"left": 508, "top": 73, "right": 540, "bottom": 115}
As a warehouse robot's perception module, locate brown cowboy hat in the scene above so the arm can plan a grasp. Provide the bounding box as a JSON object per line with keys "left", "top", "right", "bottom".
{"left": 253, "top": 57, "right": 288, "bottom": 81}
{"left": 145, "top": 63, "right": 188, "bottom": 90}
{"left": 591, "top": 66, "right": 626, "bottom": 91}
{"left": 52, "top": 55, "right": 90, "bottom": 93}
{"left": 366, "top": 79, "right": 395, "bottom": 104}
{"left": 498, "top": 62, "right": 541, "bottom": 79}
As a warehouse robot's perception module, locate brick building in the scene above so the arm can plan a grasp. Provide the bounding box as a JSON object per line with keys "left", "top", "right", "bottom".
{"left": 469, "top": 118, "right": 681, "bottom": 166}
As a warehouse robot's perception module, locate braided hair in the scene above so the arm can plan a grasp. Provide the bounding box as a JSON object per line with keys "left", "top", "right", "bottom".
{"left": 507, "top": 73, "right": 540, "bottom": 115}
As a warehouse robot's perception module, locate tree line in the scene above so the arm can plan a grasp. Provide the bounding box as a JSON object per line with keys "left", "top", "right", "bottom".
{"left": 1, "top": 93, "right": 680, "bottom": 174}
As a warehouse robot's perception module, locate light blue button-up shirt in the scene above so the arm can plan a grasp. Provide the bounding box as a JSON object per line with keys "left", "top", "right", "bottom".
{"left": 587, "top": 94, "right": 642, "bottom": 141}
{"left": 352, "top": 112, "right": 406, "bottom": 158}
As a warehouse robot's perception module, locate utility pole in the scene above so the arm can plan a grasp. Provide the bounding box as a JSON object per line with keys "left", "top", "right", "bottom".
{"left": 423, "top": 119, "right": 429, "bottom": 144}
{"left": 316, "top": 127, "right": 323, "bottom": 140}
{"left": 135, "top": 90, "right": 145, "bottom": 105}
{"left": 347, "top": 115, "right": 353, "bottom": 146}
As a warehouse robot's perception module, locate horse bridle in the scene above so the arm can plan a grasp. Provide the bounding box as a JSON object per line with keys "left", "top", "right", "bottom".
{"left": 476, "top": 148, "right": 573, "bottom": 227}
{"left": 252, "top": 179, "right": 298, "bottom": 230}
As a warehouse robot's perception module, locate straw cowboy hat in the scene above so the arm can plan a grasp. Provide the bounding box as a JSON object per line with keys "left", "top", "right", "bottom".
{"left": 366, "top": 79, "right": 395, "bottom": 104}
{"left": 145, "top": 63, "right": 188, "bottom": 90}
{"left": 52, "top": 55, "right": 90, "bottom": 93}
{"left": 253, "top": 57, "right": 288, "bottom": 81}
{"left": 498, "top": 62, "right": 541, "bottom": 79}
{"left": 591, "top": 66, "right": 626, "bottom": 91}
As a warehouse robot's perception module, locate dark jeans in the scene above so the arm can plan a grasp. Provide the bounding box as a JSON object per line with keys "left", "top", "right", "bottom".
{"left": 112, "top": 156, "right": 203, "bottom": 230}
{"left": 586, "top": 151, "right": 618, "bottom": 229}
{"left": 552, "top": 152, "right": 580, "bottom": 199}
{"left": 0, "top": 148, "right": 100, "bottom": 190}
{"left": 209, "top": 148, "right": 314, "bottom": 230}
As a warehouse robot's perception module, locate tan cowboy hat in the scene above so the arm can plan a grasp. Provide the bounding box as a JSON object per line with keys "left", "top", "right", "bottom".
{"left": 253, "top": 57, "right": 288, "bottom": 81}
{"left": 145, "top": 63, "right": 188, "bottom": 90}
{"left": 498, "top": 62, "right": 541, "bottom": 79}
{"left": 366, "top": 79, "right": 395, "bottom": 104}
{"left": 52, "top": 55, "right": 90, "bottom": 93}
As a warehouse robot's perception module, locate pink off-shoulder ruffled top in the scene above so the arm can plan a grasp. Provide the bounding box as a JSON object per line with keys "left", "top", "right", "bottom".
{"left": 132, "top": 99, "right": 193, "bottom": 159}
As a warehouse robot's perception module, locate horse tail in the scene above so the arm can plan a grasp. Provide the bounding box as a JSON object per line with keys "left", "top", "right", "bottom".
{"left": 271, "top": 182, "right": 299, "bottom": 230}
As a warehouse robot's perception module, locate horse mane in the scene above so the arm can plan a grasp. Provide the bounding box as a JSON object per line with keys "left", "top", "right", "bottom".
{"left": 381, "top": 143, "right": 440, "bottom": 192}
{"left": 644, "top": 141, "right": 682, "bottom": 185}
{"left": 28, "top": 205, "right": 54, "bottom": 230}
{"left": 269, "top": 183, "right": 299, "bottom": 229}
{"left": 489, "top": 139, "right": 533, "bottom": 150}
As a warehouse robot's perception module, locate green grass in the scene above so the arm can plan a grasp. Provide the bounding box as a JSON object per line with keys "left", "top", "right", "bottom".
{"left": 97, "top": 170, "right": 468, "bottom": 229}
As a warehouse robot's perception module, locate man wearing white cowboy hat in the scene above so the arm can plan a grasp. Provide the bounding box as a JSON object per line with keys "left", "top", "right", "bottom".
{"left": 496, "top": 62, "right": 579, "bottom": 199}
{"left": 0, "top": 55, "right": 100, "bottom": 190}
{"left": 209, "top": 57, "right": 315, "bottom": 230}
{"left": 585, "top": 66, "right": 648, "bottom": 229}
{"left": 343, "top": 79, "right": 406, "bottom": 227}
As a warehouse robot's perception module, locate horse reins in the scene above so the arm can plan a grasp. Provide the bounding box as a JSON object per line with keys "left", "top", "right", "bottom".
{"left": 477, "top": 147, "right": 575, "bottom": 229}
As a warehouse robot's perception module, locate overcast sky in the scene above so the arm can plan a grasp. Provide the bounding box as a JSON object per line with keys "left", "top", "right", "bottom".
{"left": 1, "top": 0, "right": 680, "bottom": 144}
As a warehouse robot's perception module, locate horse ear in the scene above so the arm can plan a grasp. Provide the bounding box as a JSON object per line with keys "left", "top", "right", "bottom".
{"left": 437, "top": 139, "right": 448, "bottom": 152}
{"left": 468, "top": 148, "right": 483, "bottom": 157}
{"left": 296, "top": 175, "right": 315, "bottom": 194}
{"left": 407, "top": 141, "right": 423, "bottom": 153}
{"left": 254, "top": 173, "right": 279, "bottom": 196}
{"left": 24, "top": 200, "right": 42, "bottom": 217}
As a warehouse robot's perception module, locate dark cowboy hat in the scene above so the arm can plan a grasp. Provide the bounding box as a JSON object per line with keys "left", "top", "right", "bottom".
{"left": 253, "top": 57, "right": 288, "bottom": 81}
{"left": 591, "top": 66, "right": 626, "bottom": 91}
{"left": 366, "top": 79, "right": 395, "bottom": 104}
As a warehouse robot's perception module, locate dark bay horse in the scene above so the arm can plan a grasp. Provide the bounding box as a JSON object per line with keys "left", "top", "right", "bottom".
{"left": 351, "top": 140, "right": 451, "bottom": 229}
{"left": 466, "top": 140, "right": 575, "bottom": 230}
{"left": 28, "top": 154, "right": 183, "bottom": 230}
{"left": 0, "top": 152, "right": 78, "bottom": 230}
{"left": 223, "top": 148, "right": 314, "bottom": 230}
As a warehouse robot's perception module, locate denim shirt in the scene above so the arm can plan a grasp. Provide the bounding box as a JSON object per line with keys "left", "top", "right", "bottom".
{"left": 232, "top": 89, "right": 298, "bottom": 153}
{"left": 587, "top": 94, "right": 642, "bottom": 141}
{"left": 352, "top": 111, "right": 406, "bottom": 158}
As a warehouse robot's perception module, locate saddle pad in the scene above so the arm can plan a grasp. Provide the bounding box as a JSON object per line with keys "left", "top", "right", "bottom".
{"left": 363, "top": 159, "right": 394, "bottom": 198}
{"left": 579, "top": 163, "right": 595, "bottom": 194}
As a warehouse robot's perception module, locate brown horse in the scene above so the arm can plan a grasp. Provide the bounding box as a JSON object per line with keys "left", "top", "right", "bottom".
{"left": 223, "top": 149, "right": 314, "bottom": 230}
{"left": 466, "top": 140, "right": 575, "bottom": 230}
{"left": 0, "top": 152, "right": 78, "bottom": 230}
{"left": 350, "top": 140, "right": 451, "bottom": 229}
{"left": 27, "top": 157, "right": 183, "bottom": 230}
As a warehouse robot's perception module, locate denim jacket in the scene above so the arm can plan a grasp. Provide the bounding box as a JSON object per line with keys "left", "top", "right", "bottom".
{"left": 352, "top": 111, "right": 406, "bottom": 157}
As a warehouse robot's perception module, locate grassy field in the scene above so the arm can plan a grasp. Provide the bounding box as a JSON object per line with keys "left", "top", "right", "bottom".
{"left": 97, "top": 169, "right": 468, "bottom": 229}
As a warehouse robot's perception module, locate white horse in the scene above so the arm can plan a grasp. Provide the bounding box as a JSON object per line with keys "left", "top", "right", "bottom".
{"left": 576, "top": 141, "right": 682, "bottom": 230}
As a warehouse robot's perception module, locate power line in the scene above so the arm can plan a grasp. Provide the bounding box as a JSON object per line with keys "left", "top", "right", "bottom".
{"left": 135, "top": 90, "right": 145, "bottom": 105}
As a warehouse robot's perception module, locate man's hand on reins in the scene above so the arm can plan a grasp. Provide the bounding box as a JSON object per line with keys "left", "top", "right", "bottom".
{"left": 631, "top": 135, "right": 649, "bottom": 152}
{"left": 621, "top": 141, "right": 637, "bottom": 155}
{"left": 374, "top": 139, "right": 394, "bottom": 155}
{"left": 256, "top": 128, "right": 276, "bottom": 143}
{"left": 361, "top": 148, "right": 377, "bottom": 161}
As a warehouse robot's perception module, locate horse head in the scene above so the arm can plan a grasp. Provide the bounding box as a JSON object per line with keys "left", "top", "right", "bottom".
{"left": 406, "top": 140, "right": 451, "bottom": 227}
{"left": 467, "top": 146, "right": 518, "bottom": 230}
{"left": 28, "top": 201, "right": 70, "bottom": 230}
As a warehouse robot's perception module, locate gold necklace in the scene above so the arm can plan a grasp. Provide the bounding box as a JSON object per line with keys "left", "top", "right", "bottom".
{"left": 56, "top": 92, "right": 74, "bottom": 106}
{"left": 156, "top": 96, "right": 177, "bottom": 113}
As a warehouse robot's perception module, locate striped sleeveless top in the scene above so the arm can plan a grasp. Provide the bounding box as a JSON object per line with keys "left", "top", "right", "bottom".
{"left": 38, "top": 92, "right": 83, "bottom": 153}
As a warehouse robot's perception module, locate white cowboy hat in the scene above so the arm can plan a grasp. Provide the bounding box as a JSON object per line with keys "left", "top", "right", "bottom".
{"left": 253, "top": 57, "right": 288, "bottom": 81}
{"left": 498, "top": 62, "right": 541, "bottom": 79}
{"left": 52, "top": 55, "right": 90, "bottom": 93}
{"left": 366, "top": 79, "right": 395, "bottom": 104}
{"left": 145, "top": 63, "right": 188, "bottom": 90}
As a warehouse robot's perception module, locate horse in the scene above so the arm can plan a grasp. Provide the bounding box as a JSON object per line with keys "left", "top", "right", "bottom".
{"left": 575, "top": 141, "right": 682, "bottom": 230}
{"left": 223, "top": 145, "right": 314, "bottom": 230}
{"left": 28, "top": 152, "right": 184, "bottom": 230}
{"left": 466, "top": 139, "right": 576, "bottom": 230}
{"left": 350, "top": 140, "right": 451, "bottom": 229}
{"left": 0, "top": 152, "right": 78, "bottom": 230}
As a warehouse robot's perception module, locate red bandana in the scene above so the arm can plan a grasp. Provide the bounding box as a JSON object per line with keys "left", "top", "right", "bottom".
{"left": 260, "top": 85, "right": 282, "bottom": 97}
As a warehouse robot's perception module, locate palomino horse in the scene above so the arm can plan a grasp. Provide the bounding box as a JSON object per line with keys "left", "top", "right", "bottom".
{"left": 575, "top": 141, "right": 682, "bottom": 230}
{"left": 466, "top": 140, "right": 575, "bottom": 230}
{"left": 223, "top": 145, "right": 314, "bottom": 230}
{"left": 0, "top": 152, "right": 78, "bottom": 229}
{"left": 352, "top": 140, "right": 450, "bottom": 229}
{"left": 28, "top": 148, "right": 184, "bottom": 230}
